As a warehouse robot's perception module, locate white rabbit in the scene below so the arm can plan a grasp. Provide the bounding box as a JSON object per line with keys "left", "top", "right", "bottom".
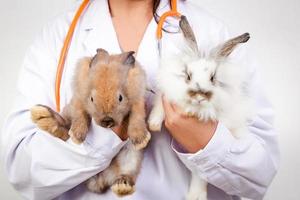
{"left": 148, "top": 15, "right": 253, "bottom": 200}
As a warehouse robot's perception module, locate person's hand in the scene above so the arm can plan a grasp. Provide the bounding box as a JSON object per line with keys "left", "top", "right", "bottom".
{"left": 162, "top": 97, "right": 218, "bottom": 153}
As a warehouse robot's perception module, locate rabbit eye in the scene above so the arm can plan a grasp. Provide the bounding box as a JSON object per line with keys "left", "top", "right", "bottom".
{"left": 185, "top": 72, "right": 192, "bottom": 82}
{"left": 186, "top": 74, "right": 191, "bottom": 81}
{"left": 90, "top": 96, "right": 94, "bottom": 102}
{"left": 119, "top": 95, "right": 123, "bottom": 102}
{"left": 210, "top": 74, "right": 215, "bottom": 83}
{"left": 183, "top": 65, "right": 192, "bottom": 82}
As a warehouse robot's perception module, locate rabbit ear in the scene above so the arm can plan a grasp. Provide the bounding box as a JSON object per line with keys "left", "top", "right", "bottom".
{"left": 179, "top": 15, "right": 198, "bottom": 52}
{"left": 122, "top": 51, "right": 136, "bottom": 66}
{"left": 90, "top": 48, "right": 109, "bottom": 68}
{"left": 210, "top": 33, "right": 250, "bottom": 59}
{"left": 96, "top": 48, "right": 109, "bottom": 55}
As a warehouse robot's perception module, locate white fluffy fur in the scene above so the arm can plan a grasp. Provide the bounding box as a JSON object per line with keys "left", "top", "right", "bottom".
{"left": 148, "top": 37, "right": 253, "bottom": 200}
{"left": 149, "top": 52, "right": 252, "bottom": 134}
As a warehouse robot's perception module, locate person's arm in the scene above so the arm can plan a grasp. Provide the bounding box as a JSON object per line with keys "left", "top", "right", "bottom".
{"left": 1, "top": 16, "right": 127, "bottom": 200}
{"left": 165, "top": 41, "right": 279, "bottom": 199}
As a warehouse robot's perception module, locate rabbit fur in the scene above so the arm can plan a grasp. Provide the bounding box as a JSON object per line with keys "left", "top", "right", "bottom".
{"left": 148, "top": 16, "right": 253, "bottom": 200}
{"left": 30, "top": 49, "right": 151, "bottom": 197}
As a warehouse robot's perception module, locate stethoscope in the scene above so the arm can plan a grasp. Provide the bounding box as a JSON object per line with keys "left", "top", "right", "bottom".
{"left": 55, "top": 0, "right": 182, "bottom": 112}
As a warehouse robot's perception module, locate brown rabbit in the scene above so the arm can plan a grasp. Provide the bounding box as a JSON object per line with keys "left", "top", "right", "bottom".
{"left": 30, "top": 49, "right": 151, "bottom": 196}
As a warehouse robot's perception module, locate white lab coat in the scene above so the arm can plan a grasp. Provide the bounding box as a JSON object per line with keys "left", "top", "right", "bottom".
{"left": 1, "top": 0, "right": 279, "bottom": 200}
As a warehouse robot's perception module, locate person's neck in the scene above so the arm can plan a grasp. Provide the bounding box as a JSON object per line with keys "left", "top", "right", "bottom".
{"left": 108, "top": 0, "right": 154, "bottom": 18}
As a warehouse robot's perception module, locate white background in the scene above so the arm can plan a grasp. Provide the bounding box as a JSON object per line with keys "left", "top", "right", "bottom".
{"left": 0, "top": 0, "right": 299, "bottom": 199}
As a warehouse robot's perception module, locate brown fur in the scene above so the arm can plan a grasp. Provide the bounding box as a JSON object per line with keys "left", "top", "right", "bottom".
{"left": 30, "top": 105, "right": 70, "bottom": 141}
{"left": 32, "top": 49, "right": 150, "bottom": 147}
{"left": 30, "top": 49, "right": 151, "bottom": 196}
{"left": 188, "top": 90, "right": 213, "bottom": 100}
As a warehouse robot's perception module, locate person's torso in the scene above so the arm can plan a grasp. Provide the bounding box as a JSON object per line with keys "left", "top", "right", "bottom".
{"left": 52, "top": 0, "right": 239, "bottom": 199}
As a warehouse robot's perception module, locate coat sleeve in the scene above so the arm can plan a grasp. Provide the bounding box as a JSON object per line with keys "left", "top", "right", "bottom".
{"left": 1, "top": 13, "right": 128, "bottom": 200}
{"left": 171, "top": 8, "right": 280, "bottom": 200}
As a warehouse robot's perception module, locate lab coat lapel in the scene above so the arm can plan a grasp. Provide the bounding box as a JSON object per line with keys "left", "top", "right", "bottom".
{"left": 136, "top": 0, "right": 176, "bottom": 89}
{"left": 82, "top": 0, "right": 121, "bottom": 56}
{"left": 135, "top": 18, "right": 159, "bottom": 88}
{"left": 81, "top": 0, "right": 172, "bottom": 58}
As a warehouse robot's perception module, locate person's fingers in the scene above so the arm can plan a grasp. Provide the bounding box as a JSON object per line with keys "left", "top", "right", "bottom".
{"left": 170, "top": 102, "right": 186, "bottom": 116}
{"left": 162, "top": 96, "right": 188, "bottom": 118}
{"left": 162, "top": 96, "right": 175, "bottom": 118}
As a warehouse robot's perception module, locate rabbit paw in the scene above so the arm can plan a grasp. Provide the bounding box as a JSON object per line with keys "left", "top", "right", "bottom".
{"left": 148, "top": 116, "right": 163, "bottom": 132}
{"left": 69, "top": 123, "right": 89, "bottom": 144}
{"left": 186, "top": 189, "right": 207, "bottom": 200}
{"left": 86, "top": 175, "right": 108, "bottom": 194}
{"left": 30, "top": 105, "right": 69, "bottom": 140}
{"left": 131, "top": 131, "right": 151, "bottom": 150}
{"left": 111, "top": 175, "right": 135, "bottom": 197}
{"left": 31, "top": 105, "right": 57, "bottom": 132}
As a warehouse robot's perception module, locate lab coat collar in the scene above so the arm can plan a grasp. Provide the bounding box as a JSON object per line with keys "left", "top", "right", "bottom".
{"left": 81, "top": 0, "right": 171, "bottom": 31}
{"left": 81, "top": 0, "right": 108, "bottom": 31}
{"left": 81, "top": 0, "right": 119, "bottom": 54}
{"left": 80, "top": 0, "right": 172, "bottom": 56}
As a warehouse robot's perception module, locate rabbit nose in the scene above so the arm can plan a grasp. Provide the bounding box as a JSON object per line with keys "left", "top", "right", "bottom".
{"left": 101, "top": 117, "right": 115, "bottom": 128}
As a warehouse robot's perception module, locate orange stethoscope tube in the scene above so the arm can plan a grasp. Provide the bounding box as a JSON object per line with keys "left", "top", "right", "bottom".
{"left": 55, "top": 0, "right": 181, "bottom": 112}
{"left": 156, "top": 0, "right": 181, "bottom": 40}
{"left": 55, "top": 0, "right": 90, "bottom": 112}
